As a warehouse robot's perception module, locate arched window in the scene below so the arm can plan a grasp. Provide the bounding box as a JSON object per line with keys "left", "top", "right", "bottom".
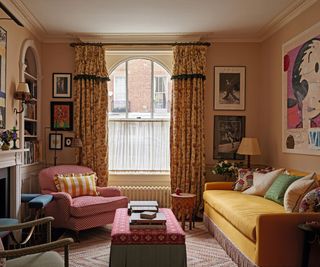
{"left": 108, "top": 59, "right": 171, "bottom": 172}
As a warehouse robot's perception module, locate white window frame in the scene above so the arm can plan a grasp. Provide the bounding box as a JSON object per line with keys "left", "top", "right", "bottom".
{"left": 108, "top": 59, "right": 171, "bottom": 173}
{"left": 113, "top": 75, "right": 126, "bottom": 111}
{"left": 154, "top": 75, "right": 168, "bottom": 112}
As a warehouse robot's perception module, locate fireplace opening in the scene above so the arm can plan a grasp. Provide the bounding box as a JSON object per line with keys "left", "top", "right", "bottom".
{"left": 0, "top": 168, "right": 10, "bottom": 217}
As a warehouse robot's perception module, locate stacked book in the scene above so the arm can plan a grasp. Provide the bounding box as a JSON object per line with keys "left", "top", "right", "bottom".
{"left": 128, "top": 201, "right": 166, "bottom": 229}
{"left": 128, "top": 200, "right": 159, "bottom": 215}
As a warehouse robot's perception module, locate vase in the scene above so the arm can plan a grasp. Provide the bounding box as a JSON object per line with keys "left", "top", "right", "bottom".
{"left": 1, "top": 143, "right": 10, "bottom": 151}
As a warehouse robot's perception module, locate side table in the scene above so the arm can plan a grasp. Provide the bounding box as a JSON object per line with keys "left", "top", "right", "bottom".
{"left": 298, "top": 223, "right": 320, "bottom": 267}
{"left": 171, "top": 193, "right": 196, "bottom": 230}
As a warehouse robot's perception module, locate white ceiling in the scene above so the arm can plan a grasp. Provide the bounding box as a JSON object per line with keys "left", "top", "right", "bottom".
{"left": 4, "top": 0, "right": 318, "bottom": 42}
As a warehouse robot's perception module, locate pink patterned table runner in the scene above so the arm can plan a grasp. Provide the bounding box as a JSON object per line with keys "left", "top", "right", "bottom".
{"left": 111, "top": 208, "right": 185, "bottom": 245}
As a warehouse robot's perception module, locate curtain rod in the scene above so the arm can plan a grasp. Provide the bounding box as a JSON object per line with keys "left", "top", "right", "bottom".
{"left": 70, "top": 41, "right": 211, "bottom": 47}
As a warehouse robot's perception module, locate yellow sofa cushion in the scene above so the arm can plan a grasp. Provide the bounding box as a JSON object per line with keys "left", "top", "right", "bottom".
{"left": 203, "top": 190, "right": 285, "bottom": 241}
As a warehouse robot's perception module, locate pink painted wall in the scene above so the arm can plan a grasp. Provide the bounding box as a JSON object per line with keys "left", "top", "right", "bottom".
{"left": 204, "top": 42, "right": 262, "bottom": 166}
{"left": 39, "top": 0, "right": 320, "bottom": 173}
{"left": 259, "top": 1, "right": 320, "bottom": 172}
{"left": 0, "top": 10, "right": 41, "bottom": 133}
{"left": 41, "top": 43, "right": 75, "bottom": 165}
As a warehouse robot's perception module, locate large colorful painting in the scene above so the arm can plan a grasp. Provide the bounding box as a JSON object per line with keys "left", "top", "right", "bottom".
{"left": 0, "top": 27, "right": 6, "bottom": 129}
{"left": 282, "top": 22, "right": 320, "bottom": 155}
{"left": 50, "top": 101, "right": 73, "bottom": 131}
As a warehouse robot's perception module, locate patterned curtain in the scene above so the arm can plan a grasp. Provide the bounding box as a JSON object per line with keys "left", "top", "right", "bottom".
{"left": 170, "top": 43, "right": 208, "bottom": 214}
{"left": 73, "top": 44, "right": 109, "bottom": 186}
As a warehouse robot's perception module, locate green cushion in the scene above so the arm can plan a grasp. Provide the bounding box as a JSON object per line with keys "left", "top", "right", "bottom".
{"left": 264, "top": 174, "right": 302, "bottom": 205}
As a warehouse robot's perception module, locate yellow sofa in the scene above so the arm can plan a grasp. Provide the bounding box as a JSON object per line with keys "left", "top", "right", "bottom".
{"left": 203, "top": 170, "right": 320, "bottom": 267}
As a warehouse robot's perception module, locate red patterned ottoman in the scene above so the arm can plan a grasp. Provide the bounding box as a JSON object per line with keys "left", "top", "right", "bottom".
{"left": 109, "top": 208, "right": 187, "bottom": 267}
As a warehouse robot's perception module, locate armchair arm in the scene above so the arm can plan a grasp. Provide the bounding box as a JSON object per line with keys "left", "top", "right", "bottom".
{"left": 0, "top": 238, "right": 73, "bottom": 258}
{"left": 256, "top": 213, "right": 320, "bottom": 267}
{"left": 97, "top": 187, "right": 121, "bottom": 197}
{"left": 0, "top": 217, "right": 54, "bottom": 232}
{"left": 51, "top": 192, "right": 73, "bottom": 205}
{"left": 204, "top": 182, "right": 234, "bottom": 191}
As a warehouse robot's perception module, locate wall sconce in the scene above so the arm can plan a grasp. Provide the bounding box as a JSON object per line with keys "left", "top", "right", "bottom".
{"left": 13, "top": 82, "right": 34, "bottom": 114}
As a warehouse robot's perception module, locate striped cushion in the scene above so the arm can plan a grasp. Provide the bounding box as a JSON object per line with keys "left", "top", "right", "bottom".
{"left": 54, "top": 173, "right": 98, "bottom": 197}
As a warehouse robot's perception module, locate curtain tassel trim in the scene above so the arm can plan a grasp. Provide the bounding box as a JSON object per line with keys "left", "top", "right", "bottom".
{"left": 74, "top": 74, "right": 110, "bottom": 81}
{"left": 171, "top": 74, "right": 206, "bottom": 80}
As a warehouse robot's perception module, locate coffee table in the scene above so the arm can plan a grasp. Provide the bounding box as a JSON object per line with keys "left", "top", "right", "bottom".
{"left": 109, "top": 208, "right": 187, "bottom": 267}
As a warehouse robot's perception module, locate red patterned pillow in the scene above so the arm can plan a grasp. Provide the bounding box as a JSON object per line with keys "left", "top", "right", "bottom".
{"left": 254, "top": 166, "right": 275, "bottom": 174}
{"left": 234, "top": 169, "right": 253, "bottom": 191}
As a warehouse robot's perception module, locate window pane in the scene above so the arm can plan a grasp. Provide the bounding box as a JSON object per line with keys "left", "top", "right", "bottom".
{"left": 128, "top": 59, "right": 152, "bottom": 118}
{"left": 153, "top": 62, "right": 171, "bottom": 119}
{"left": 108, "top": 120, "right": 170, "bottom": 171}
{"left": 108, "top": 62, "right": 126, "bottom": 118}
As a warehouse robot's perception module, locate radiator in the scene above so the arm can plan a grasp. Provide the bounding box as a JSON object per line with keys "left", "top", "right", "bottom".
{"left": 116, "top": 186, "right": 172, "bottom": 208}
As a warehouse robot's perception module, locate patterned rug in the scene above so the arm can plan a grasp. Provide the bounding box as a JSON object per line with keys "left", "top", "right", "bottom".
{"left": 58, "top": 223, "right": 237, "bottom": 267}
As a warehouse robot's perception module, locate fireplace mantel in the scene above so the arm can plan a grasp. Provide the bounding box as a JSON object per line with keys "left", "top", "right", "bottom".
{"left": 0, "top": 149, "right": 27, "bottom": 219}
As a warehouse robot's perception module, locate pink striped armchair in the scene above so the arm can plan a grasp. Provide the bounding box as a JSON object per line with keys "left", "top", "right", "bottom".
{"left": 38, "top": 165, "right": 128, "bottom": 232}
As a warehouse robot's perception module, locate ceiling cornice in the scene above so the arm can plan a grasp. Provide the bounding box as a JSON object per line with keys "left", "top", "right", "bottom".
{"left": 8, "top": 0, "right": 319, "bottom": 44}
{"left": 3, "top": 0, "right": 44, "bottom": 41}
{"left": 257, "top": 0, "right": 318, "bottom": 42}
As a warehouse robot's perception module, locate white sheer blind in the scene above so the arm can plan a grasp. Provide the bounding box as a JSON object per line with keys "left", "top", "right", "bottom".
{"left": 108, "top": 120, "right": 170, "bottom": 171}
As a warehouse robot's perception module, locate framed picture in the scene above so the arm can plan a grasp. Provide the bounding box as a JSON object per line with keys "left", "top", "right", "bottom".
{"left": 49, "top": 133, "right": 63, "bottom": 150}
{"left": 0, "top": 27, "right": 7, "bottom": 129}
{"left": 213, "top": 115, "right": 245, "bottom": 159}
{"left": 65, "top": 137, "right": 73, "bottom": 147}
{"left": 214, "top": 66, "right": 246, "bottom": 110}
{"left": 52, "top": 73, "right": 72, "bottom": 98}
{"left": 50, "top": 101, "right": 73, "bottom": 131}
{"left": 282, "top": 21, "right": 320, "bottom": 155}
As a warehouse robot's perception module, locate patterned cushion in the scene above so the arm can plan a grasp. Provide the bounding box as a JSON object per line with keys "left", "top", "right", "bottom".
{"left": 264, "top": 174, "right": 302, "bottom": 205}
{"left": 54, "top": 173, "right": 98, "bottom": 197}
{"left": 243, "top": 169, "right": 284, "bottom": 196}
{"left": 234, "top": 167, "right": 275, "bottom": 192}
{"left": 70, "top": 196, "right": 128, "bottom": 217}
{"left": 299, "top": 187, "right": 320, "bottom": 212}
{"left": 284, "top": 173, "right": 318, "bottom": 212}
{"left": 234, "top": 169, "right": 253, "bottom": 191}
{"left": 254, "top": 166, "right": 275, "bottom": 174}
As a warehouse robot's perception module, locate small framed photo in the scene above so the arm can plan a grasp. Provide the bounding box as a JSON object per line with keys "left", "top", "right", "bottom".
{"left": 50, "top": 101, "right": 73, "bottom": 131}
{"left": 214, "top": 115, "right": 245, "bottom": 159}
{"left": 65, "top": 137, "right": 73, "bottom": 147}
{"left": 52, "top": 73, "right": 72, "bottom": 98}
{"left": 49, "top": 133, "right": 63, "bottom": 150}
{"left": 214, "top": 66, "right": 246, "bottom": 110}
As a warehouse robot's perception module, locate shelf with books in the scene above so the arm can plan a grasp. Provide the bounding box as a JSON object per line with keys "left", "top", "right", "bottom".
{"left": 20, "top": 43, "right": 41, "bottom": 167}
{"left": 24, "top": 139, "right": 40, "bottom": 165}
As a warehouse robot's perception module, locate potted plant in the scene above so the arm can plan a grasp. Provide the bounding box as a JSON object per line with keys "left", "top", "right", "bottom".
{"left": 212, "top": 160, "right": 241, "bottom": 181}
{"left": 0, "top": 130, "right": 13, "bottom": 150}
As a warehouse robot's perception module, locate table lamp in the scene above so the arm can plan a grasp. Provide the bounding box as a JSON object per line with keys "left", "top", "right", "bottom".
{"left": 237, "top": 137, "right": 261, "bottom": 168}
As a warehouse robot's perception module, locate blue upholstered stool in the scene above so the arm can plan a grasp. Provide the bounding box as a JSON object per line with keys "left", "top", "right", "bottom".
{"left": 21, "top": 194, "right": 53, "bottom": 220}
{"left": 29, "top": 195, "right": 53, "bottom": 209}
{"left": 21, "top": 193, "right": 41, "bottom": 203}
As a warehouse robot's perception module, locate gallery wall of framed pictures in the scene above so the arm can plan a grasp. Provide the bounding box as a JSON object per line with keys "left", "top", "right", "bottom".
{"left": 213, "top": 66, "right": 246, "bottom": 160}
{"left": 49, "top": 72, "right": 73, "bottom": 152}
